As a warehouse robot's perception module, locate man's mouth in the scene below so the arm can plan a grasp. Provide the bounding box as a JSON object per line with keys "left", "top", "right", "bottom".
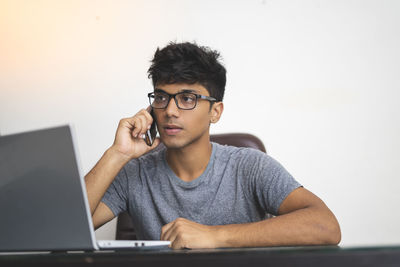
{"left": 163, "top": 124, "right": 183, "bottom": 135}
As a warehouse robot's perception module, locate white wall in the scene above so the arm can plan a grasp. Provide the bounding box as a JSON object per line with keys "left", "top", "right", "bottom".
{"left": 1, "top": 0, "right": 399, "bottom": 246}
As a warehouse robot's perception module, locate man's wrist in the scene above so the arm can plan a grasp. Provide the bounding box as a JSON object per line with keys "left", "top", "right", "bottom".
{"left": 106, "top": 146, "right": 132, "bottom": 165}
{"left": 212, "top": 225, "right": 231, "bottom": 248}
{"left": 212, "top": 223, "right": 254, "bottom": 248}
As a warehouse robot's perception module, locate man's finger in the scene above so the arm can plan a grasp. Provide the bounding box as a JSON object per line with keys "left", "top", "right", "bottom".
{"left": 150, "top": 137, "right": 161, "bottom": 149}
{"left": 143, "top": 137, "right": 161, "bottom": 153}
{"left": 120, "top": 117, "right": 135, "bottom": 129}
{"left": 137, "top": 115, "right": 148, "bottom": 136}
{"left": 144, "top": 114, "right": 154, "bottom": 129}
{"left": 170, "top": 238, "right": 185, "bottom": 250}
{"left": 165, "top": 226, "right": 182, "bottom": 249}
{"left": 160, "top": 220, "right": 175, "bottom": 241}
{"left": 130, "top": 117, "right": 142, "bottom": 138}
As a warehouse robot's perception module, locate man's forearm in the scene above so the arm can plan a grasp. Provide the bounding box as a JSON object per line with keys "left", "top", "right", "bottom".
{"left": 214, "top": 206, "right": 341, "bottom": 248}
{"left": 84, "top": 147, "right": 130, "bottom": 215}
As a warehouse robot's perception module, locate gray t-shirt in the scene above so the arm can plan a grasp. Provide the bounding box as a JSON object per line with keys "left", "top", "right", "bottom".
{"left": 102, "top": 142, "right": 301, "bottom": 240}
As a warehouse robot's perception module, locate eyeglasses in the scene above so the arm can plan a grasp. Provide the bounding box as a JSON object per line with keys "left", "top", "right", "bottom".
{"left": 148, "top": 90, "right": 217, "bottom": 110}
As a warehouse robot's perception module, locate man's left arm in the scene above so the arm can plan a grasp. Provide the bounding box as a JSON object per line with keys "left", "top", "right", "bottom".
{"left": 161, "top": 187, "right": 341, "bottom": 249}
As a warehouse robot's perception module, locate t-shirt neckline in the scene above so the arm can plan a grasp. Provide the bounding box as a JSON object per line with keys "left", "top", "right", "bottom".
{"left": 162, "top": 143, "right": 217, "bottom": 189}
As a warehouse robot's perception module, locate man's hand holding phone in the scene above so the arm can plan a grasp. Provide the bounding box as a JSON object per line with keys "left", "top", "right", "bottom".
{"left": 111, "top": 106, "right": 160, "bottom": 161}
{"left": 85, "top": 106, "right": 159, "bottom": 222}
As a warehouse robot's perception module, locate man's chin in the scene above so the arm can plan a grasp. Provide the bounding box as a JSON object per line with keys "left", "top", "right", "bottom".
{"left": 161, "top": 138, "right": 187, "bottom": 150}
{"left": 160, "top": 135, "right": 196, "bottom": 150}
{"left": 160, "top": 130, "right": 208, "bottom": 150}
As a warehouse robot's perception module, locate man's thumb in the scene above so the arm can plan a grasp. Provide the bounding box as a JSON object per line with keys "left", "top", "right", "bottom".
{"left": 149, "top": 137, "right": 161, "bottom": 150}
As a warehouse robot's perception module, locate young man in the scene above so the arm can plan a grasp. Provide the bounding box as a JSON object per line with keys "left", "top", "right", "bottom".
{"left": 85, "top": 42, "right": 341, "bottom": 249}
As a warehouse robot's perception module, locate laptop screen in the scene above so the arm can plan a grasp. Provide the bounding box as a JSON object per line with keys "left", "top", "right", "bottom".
{"left": 0, "top": 126, "right": 96, "bottom": 251}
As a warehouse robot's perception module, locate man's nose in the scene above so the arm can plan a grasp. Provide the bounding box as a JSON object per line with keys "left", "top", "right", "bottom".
{"left": 165, "top": 97, "right": 180, "bottom": 117}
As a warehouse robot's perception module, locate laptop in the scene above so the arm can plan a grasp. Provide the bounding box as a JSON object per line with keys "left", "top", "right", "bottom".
{"left": 0, "top": 125, "right": 170, "bottom": 252}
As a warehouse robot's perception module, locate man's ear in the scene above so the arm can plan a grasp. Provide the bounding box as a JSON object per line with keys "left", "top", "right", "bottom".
{"left": 210, "top": 102, "right": 224, "bottom": 124}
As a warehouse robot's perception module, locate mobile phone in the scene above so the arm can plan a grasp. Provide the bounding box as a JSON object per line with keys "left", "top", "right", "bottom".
{"left": 144, "top": 108, "right": 157, "bottom": 146}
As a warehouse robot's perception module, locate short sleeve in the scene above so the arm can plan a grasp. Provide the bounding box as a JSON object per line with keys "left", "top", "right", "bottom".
{"left": 101, "top": 166, "right": 129, "bottom": 216}
{"left": 239, "top": 149, "right": 302, "bottom": 216}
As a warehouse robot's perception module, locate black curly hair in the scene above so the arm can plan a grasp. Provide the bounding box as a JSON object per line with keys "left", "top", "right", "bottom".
{"left": 148, "top": 42, "right": 226, "bottom": 102}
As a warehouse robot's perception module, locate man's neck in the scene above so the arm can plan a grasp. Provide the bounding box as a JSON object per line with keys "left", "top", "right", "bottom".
{"left": 165, "top": 135, "right": 213, "bottom": 182}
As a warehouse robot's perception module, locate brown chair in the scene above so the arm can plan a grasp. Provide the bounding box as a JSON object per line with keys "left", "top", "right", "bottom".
{"left": 115, "top": 133, "right": 267, "bottom": 240}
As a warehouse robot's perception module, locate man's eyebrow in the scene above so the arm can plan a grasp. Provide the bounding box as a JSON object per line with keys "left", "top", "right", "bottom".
{"left": 154, "top": 88, "right": 166, "bottom": 93}
{"left": 180, "top": 89, "right": 198, "bottom": 93}
{"left": 154, "top": 88, "right": 199, "bottom": 94}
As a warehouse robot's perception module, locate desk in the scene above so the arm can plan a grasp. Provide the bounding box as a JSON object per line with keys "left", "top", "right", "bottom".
{"left": 1, "top": 246, "right": 400, "bottom": 267}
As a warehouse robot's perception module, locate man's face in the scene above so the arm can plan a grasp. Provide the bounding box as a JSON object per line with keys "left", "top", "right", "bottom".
{"left": 153, "top": 83, "right": 214, "bottom": 149}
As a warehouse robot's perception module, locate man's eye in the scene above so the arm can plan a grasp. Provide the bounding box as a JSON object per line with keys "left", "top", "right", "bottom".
{"left": 181, "top": 95, "right": 195, "bottom": 102}
{"left": 155, "top": 95, "right": 166, "bottom": 101}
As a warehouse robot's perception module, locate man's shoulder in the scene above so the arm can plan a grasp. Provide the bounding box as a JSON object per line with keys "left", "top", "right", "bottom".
{"left": 212, "top": 142, "right": 270, "bottom": 166}
{"left": 212, "top": 142, "right": 267, "bottom": 157}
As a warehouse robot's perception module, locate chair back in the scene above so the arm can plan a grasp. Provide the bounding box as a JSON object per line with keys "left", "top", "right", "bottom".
{"left": 116, "top": 133, "right": 266, "bottom": 240}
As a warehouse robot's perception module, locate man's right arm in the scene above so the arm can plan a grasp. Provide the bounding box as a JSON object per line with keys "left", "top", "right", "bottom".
{"left": 84, "top": 147, "right": 131, "bottom": 229}
{"left": 84, "top": 108, "right": 160, "bottom": 229}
